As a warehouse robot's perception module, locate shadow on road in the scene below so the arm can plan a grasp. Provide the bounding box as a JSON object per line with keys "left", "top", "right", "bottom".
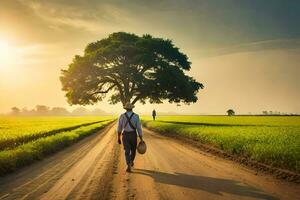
{"left": 133, "top": 169, "right": 278, "bottom": 200}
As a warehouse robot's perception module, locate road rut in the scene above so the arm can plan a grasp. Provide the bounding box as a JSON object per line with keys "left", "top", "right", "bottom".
{"left": 111, "top": 129, "right": 300, "bottom": 200}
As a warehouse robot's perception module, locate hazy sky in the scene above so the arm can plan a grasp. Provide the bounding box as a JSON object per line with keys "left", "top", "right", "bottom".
{"left": 0, "top": 0, "right": 299, "bottom": 114}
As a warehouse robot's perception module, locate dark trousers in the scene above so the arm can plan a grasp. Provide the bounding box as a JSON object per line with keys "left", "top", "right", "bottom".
{"left": 122, "top": 131, "right": 137, "bottom": 165}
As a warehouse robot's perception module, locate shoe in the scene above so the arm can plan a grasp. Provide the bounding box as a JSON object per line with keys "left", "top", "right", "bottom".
{"left": 131, "top": 161, "right": 134, "bottom": 167}
{"left": 126, "top": 165, "right": 131, "bottom": 173}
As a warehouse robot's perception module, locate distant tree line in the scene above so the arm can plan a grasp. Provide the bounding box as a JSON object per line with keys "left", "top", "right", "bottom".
{"left": 223, "top": 109, "right": 298, "bottom": 116}
{"left": 9, "top": 105, "right": 110, "bottom": 116}
{"left": 261, "top": 111, "right": 297, "bottom": 116}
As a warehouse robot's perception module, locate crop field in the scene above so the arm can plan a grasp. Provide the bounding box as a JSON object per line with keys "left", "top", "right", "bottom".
{"left": 0, "top": 116, "right": 114, "bottom": 150}
{"left": 142, "top": 116, "right": 300, "bottom": 173}
{"left": 0, "top": 116, "right": 115, "bottom": 175}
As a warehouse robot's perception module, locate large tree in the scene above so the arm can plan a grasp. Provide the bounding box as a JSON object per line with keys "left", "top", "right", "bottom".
{"left": 60, "top": 32, "right": 203, "bottom": 106}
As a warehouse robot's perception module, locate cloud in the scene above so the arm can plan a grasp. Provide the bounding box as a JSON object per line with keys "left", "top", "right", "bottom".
{"left": 18, "top": 0, "right": 133, "bottom": 34}
{"left": 3, "top": 0, "right": 300, "bottom": 57}
{"left": 197, "top": 38, "right": 300, "bottom": 57}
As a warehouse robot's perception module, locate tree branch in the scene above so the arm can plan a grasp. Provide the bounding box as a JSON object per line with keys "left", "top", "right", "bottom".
{"left": 131, "top": 94, "right": 142, "bottom": 105}
{"left": 89, "top": 84, "right": 116, "bottom": 96}
{"left": 129, "top": 82, "right": 136, "bottom": 95}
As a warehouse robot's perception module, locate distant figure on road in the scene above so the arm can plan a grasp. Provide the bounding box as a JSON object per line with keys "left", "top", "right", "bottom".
{"left": 117, "top": 102, "right": 143, "bottom": 173}
{"left": 152, "top": 109, "right": 156, "bottom": 120}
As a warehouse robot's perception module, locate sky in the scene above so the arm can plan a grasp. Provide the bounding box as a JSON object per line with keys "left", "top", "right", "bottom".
{"left": 0, "top": 0, "right": 299, "bottom": 115}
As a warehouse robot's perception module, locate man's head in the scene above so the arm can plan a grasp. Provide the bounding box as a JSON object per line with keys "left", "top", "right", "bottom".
{"left": 123, "top": 102, "right": 134, "bottom": 111}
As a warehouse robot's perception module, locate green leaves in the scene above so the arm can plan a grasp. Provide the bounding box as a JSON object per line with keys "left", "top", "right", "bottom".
{"left": 61, "top": 32, "right": 203, "bottom": 106}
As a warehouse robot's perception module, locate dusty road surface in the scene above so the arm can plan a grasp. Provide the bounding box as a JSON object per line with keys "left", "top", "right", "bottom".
{"left": 112, "top": 129, "right": 300, "bottom": 200}
{"left": 0, "top": 123, "right": 118, "bottom": 200}
{"left": 0, "top": 123, "right": 299, "bottom": 200}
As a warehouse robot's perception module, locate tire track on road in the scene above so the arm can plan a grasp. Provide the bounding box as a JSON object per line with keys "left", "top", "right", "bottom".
{"left": 113, "top": 128, "right": 300, "bottom": 200}
{"left": 0, "top": 123, "right": 116, "bottom": 200}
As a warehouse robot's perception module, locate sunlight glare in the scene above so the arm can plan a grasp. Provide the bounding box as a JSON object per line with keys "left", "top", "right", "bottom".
{"left": 0, "top": 39, "right": 18, "bottom": 70}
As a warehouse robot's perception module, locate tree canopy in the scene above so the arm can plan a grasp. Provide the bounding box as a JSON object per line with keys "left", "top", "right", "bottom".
{"left": 227, "top": 109, "right": 235, "bottom": 116}
{"left": 60, "top": 32, "right": 203, "bottom": 106}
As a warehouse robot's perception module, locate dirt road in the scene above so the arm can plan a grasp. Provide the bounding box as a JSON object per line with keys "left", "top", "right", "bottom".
{"left": 0, "top": 124, "right": 299, "bottom": 200}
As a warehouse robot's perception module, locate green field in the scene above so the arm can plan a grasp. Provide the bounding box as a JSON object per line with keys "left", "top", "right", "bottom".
{"left": 142, "top": 116, "right": 300, "bottom": 173}
{"left": 0, "top": 116, "right": 114, "bottom": 150}
{"left": 0, "top": 116, "right": 115, "bottom": 175}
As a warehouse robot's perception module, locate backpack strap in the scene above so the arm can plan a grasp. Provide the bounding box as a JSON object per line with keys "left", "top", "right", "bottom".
{"left": 124, "top": 112, "right": 136, "bottom": 130}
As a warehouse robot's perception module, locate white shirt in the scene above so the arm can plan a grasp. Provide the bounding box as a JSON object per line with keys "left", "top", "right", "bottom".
{"left": 117, "top": 111, "right": 143, "bottom": 136}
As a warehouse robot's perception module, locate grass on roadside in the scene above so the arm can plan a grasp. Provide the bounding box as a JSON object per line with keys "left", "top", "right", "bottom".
{"left": 142, "top": 116, "right": 300, "bottom": 173}
{"left": 0, "top": 120, "right": 113, "bottom": 175}
{"left": 0, "top": 116, "right": 114, "bottom": 151}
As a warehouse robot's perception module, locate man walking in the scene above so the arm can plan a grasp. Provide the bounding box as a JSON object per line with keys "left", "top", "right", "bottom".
{"left": 117, "top": 102, "right": 143, "bottom": 172}
{"left": 152, "top": 109, "right": 156, "bottom": 120}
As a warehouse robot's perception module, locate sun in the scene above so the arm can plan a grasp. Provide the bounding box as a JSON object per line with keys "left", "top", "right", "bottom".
{"left": 0, "top": 39, "right": 15, "bottom": 69}
{"left": 0, "top": 39, "right": 11, "bottom": 54}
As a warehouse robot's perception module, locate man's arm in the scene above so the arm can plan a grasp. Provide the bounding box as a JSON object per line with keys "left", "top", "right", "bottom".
{"left": 117, "top": 115, "right": 123, "bottom": 144}
{"left": 136, "top": 115, "right": 143, "bottom": 141}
